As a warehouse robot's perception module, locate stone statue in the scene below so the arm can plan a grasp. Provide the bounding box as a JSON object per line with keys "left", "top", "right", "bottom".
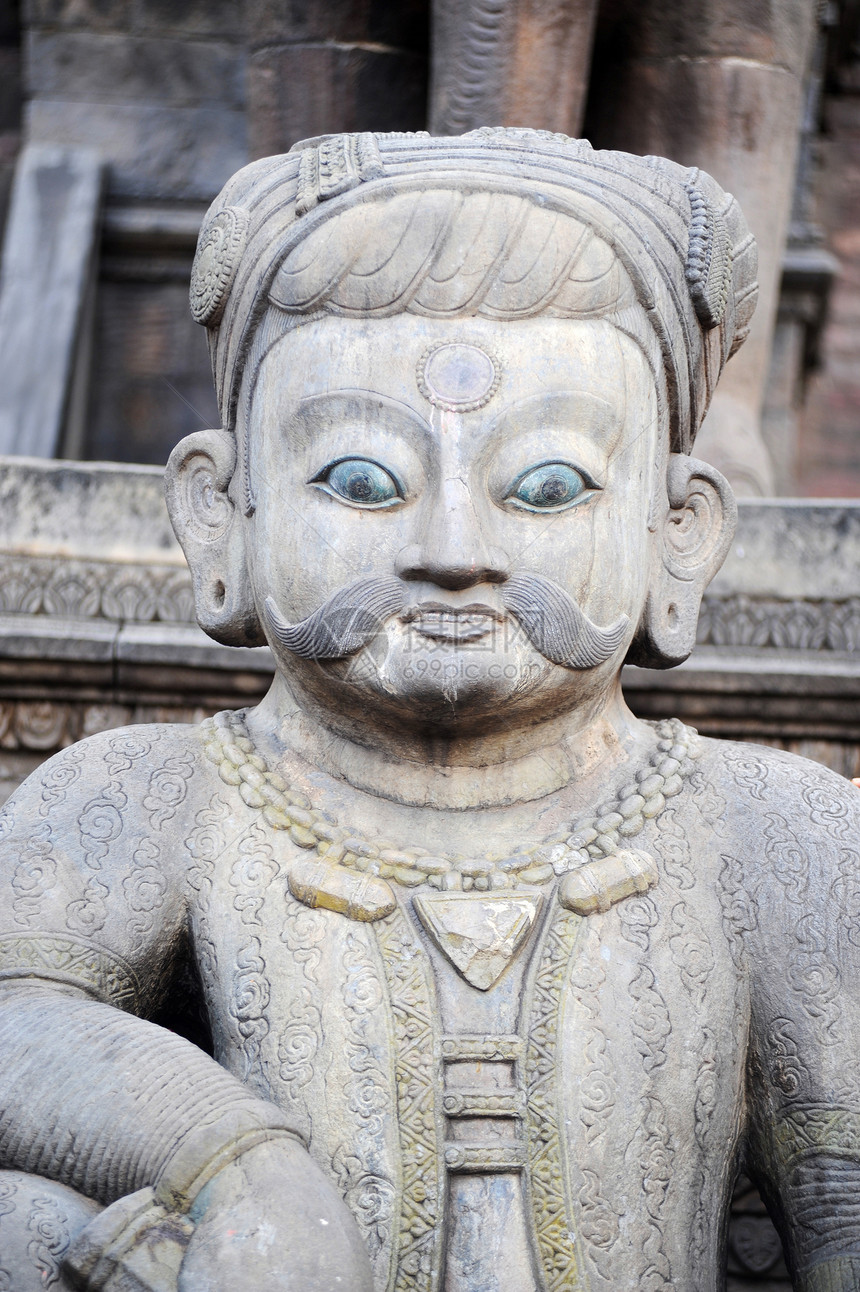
{"left": 0, "top": 129, "right": 857, "bottom": 1292}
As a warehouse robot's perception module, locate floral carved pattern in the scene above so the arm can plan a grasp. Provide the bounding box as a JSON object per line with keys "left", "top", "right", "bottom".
{"left": 522, "top": 902, "right": 590, "bottom": 1292}
{"left": 25, "top": 1193, "right": 69, "bottom": 1288}
{"left": 764, "top": 812, "right": 843, "bottom": 1046}
{"left": 333, "top": 930, "right": 397, "bottom": 1286}
{"left": 374, "top": 905, "right": 443, "bottom": 1292}
{"left": 657, "top": 807, "right": 720, "bottom": 1269}
{"left": 0, "top": 931, "right": 139, "bottom": 1010}
{"left": 278, "top": 901, "right": 326, "bottom": 1130}
{"left": 619, "top": 896, "right": 675, "bottom": 1287}
{"left": 0, "top": 1176, "right": 17, "bottom": 1292}
{"left": 772, "top": 1106, "right": 860, "bottom": 1169}
{"left": 123, "top": 836, "right": 168, "bottom": 954}
{"left": 228, "top": 824, "right": 279, "bottom": 1089}
{"left": 11, "top": 821, "right": 57, "bottom": 927}
{"left": 697, "top": 594, "right": 860, "bottom": 651}
{"left": 184, "top": 794, "right": 230, "bottom": 1000}
{"left": 144, "top": 752, "right": 195, "bottom": 831}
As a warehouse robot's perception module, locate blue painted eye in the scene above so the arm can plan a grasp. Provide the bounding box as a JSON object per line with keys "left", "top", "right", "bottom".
{"left": 507, "top": 462, "right": 592, "bottom": 511}
{"left": 318, "top": 458, "right": 401, "bottom": 507}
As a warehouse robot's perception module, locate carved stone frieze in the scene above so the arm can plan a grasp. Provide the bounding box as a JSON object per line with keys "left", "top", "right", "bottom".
{"left": 522, "top": 904, "right": 589, "bottom": 1291}
{"left": 0, "top": 553, "right": 194, "bottom": 624}
{"left": 0, "top": 931, "right": 140, "bottom": 1011}
{"left": 0, "top": 701, "right": 210, "bottom": 754}
{"left": 698, "top": 594, "right": 860, "bottom": 651}
{"left": 374, "top": 905, "right": 444, "bottom": 1291}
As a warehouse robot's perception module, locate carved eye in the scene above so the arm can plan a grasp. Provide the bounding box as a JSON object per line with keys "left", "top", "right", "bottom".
{"left": 506, "top": 462, "right": 595, "bottom": 512}
{"left": 314, "top": 458, "right": 402, "bottom": 508}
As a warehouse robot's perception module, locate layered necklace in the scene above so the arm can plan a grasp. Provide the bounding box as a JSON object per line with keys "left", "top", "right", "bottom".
{"left": 202, "top": 709, "right": 701, "bottom": 897}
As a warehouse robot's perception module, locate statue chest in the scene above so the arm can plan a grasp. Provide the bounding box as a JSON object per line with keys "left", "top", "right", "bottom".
{"left": 193, "top": 849, "right": 747, "bottom": 1292}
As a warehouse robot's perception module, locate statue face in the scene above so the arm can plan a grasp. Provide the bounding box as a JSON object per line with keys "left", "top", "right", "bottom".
{"left": 244, "top": 313, "right": 660, "bottom": 732}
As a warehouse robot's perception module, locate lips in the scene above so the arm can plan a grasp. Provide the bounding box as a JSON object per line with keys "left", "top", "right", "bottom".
{"left": 402, "top": 602, "right": 503, "bottom": 643}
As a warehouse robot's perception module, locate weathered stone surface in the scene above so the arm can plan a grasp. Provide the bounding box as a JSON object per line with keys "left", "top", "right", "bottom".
{"left": 26, "top": 99, "right": 246, "bottom": 200}
{"left": 430, "top": 0, "right": 598, "bottom": 136}
{"left": 246, "top": 0, "right": 428, "bottom": 48}
{"left": 584, "top": 0, "right": 818, "bottom": 497}
{"left": 0, "top": 129, "right": 859, "bottom": 1291}
{"left": 414, "top": 892, "right": 541, "bottom": 989}
{"left": 248, "top": 44, "right": 427, "bottom": 156}
{"left": 714, "top": 499, "right": 860, "bottom": 600}
{"left": 0, "top": 143, "right": 102, "bottom": 457}
{"left": 0, "top": 457, "right": 180, "bottom": 560}
{"left": 28, "top": 32, "right": 245, "bottom": 109}
{"left": 24, "top": 0, "right": 243, "bottom": 40}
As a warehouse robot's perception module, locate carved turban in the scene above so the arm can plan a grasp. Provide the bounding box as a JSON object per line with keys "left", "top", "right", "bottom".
{"left": 190, "top": 128, "right": 758, "bottom": 456}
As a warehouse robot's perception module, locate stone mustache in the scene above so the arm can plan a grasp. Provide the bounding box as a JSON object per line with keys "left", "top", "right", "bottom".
{"left": 263, "top": 572, "right": 629, "bottom": 669}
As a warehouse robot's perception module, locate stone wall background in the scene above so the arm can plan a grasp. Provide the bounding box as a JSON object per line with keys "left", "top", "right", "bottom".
{"left": 0, "top": 2, "right": 853, "bottom": 485}
{"left": 2, "top": 0, "right": 429, "bottom": 465}
{"left": 797, "top": 4, "right": 860, "bottom": 495}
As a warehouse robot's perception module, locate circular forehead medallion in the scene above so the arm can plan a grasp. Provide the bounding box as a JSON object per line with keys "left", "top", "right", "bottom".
{"left": 417, "top": 342, "right": 501, "bottom": 411}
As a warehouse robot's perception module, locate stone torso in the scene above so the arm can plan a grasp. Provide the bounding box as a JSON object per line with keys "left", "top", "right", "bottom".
{"left": 1, "top": 720, "right": 858, "bottom": 1291}
{"left": 189, "top": 783, "right": 745, "bottom": 1291}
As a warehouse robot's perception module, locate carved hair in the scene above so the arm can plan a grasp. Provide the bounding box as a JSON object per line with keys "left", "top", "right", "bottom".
{"left": 268, "top": 190, "right": 634, "bottom": 320}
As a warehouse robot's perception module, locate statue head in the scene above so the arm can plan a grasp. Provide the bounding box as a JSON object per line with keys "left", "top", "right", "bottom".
{"left": 166, "top": 129, "right": 757, "bottom": 735}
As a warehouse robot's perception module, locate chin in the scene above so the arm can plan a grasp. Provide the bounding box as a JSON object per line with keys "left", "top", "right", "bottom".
{"left": 325, "top": 636, "right": 555, "bottom": 728}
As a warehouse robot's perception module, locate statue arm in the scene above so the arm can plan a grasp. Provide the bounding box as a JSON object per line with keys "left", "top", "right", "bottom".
{"left": 742, "top": 760, "right": 860, "bottom": 1288}
{"left": 0, "top": 989, "right": 373, "bottom": 1289}
{"left": 0, "top": 730, "right": 374, "bottom": 1287}
{"left": 0, "top": 982, "right": 302, "bottom": 1207}
{"left": 0, "top": 729, "right": 301, "bottom": 1205}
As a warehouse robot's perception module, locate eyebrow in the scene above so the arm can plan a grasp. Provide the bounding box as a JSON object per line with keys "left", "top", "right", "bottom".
{"left": 490, "top": 390, "right": 621, "bottom": 439}
{"left": 296, "top": 389, "right": 432, "bottom": 439}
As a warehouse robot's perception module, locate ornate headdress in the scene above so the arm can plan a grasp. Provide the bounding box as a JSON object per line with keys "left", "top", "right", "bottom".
{"left": 190, "top": 128, "right": 758, "bottom": 457}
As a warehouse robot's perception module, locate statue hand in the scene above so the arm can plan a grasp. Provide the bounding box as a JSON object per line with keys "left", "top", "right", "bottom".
{"left": 178, "top": 1138, "right": 374, "bottom": 1292}
{"left": 63, "top": 1187, "right": 192, "bottom": 1290}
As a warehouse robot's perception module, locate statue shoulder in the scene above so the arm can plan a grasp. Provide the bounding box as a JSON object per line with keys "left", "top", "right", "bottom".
{"left": 0, "top": 720, "right": 223, "bottom": 1003}
{"left": 700, "top": 736, "right": 859, "bottom": 836}
{"left": 697, "top": 735, "right": 860, "bottom": 905}
{"left": 700, "top": 741, "right": 860, "bottom": 1095}
{"left": 4, "top": 719, "right": 209, "bottom": 808}
{"left": 0, "top": 719, "right": 220, "bottom": 867}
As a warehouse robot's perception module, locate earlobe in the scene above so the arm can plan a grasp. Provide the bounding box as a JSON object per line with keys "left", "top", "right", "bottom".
{"left": 627, "top": 454, "right": 737, "bottom": 669}
{"left": 164, "top": 430, "right": 265, "bottom": 647}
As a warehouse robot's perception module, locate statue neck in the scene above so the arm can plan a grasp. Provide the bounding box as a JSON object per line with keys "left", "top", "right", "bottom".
{"left": 247, "top": 673, "right": 655, "bottom": 812}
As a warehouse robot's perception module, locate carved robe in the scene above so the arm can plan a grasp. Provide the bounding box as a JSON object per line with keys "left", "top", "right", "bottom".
{"left": 0, "top": 722, "right": 859, "bottom": 1290}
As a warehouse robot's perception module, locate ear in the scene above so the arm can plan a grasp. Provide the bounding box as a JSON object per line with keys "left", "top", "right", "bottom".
{"left": 164, "top": 429, "right": 265, "bottom": 647}
{"left": 627, "top": 453, "right": 737, "bottom": 669}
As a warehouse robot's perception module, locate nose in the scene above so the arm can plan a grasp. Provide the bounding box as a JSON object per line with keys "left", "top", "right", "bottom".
{"left": 395, "top": 477, "right": 510, "bottom": 591}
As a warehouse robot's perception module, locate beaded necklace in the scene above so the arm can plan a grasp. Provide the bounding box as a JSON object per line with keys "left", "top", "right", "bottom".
{"left": 202, "top": 710, "right": 701, "bottom": 894}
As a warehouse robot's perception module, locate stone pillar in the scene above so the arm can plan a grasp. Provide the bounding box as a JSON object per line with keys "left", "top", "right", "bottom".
{"left": 247, "top": 0, "right": 428, "bottom": 157}
{"left": 429, "top": 0, "right": 599, "bottom": 136}
{"left": 584, "top": 0, "right": 818, "bottom": 495}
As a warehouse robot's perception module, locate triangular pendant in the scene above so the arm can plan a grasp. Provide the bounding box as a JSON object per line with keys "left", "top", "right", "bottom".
{"left": 413, "top": 892, "right": 541, "bottom": 991}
